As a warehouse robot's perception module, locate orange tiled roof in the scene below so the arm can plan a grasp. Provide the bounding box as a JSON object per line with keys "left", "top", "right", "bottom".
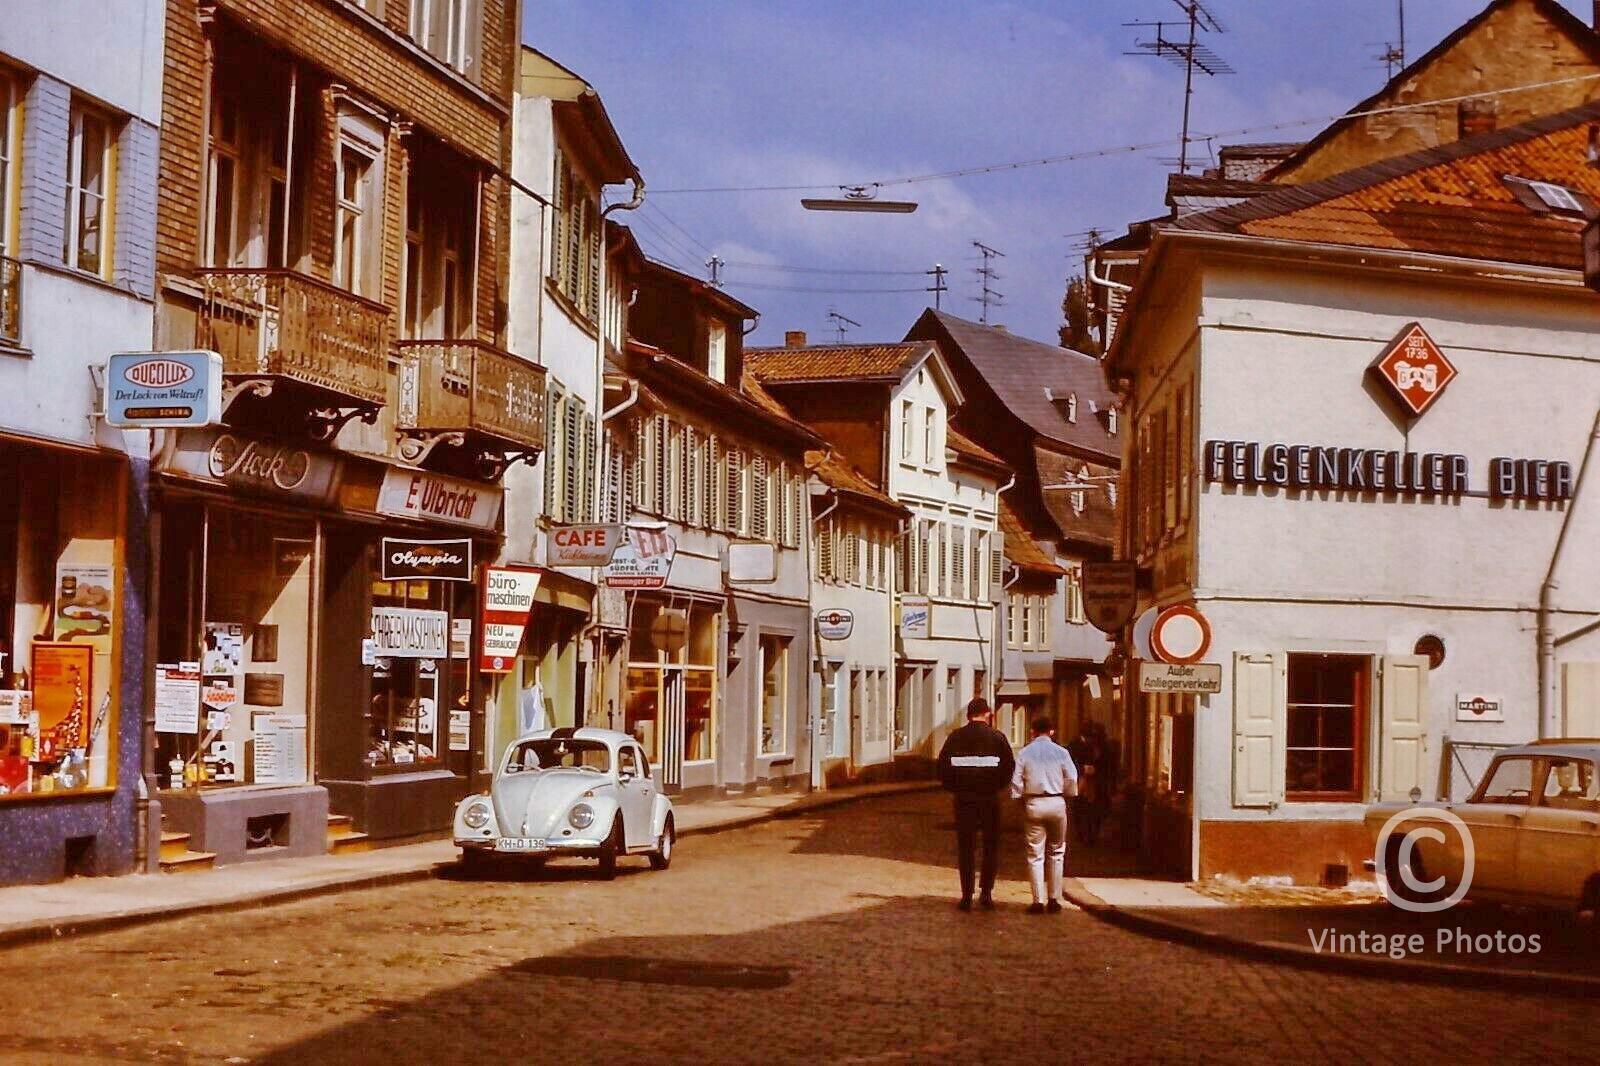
{"left": 947, "top": 427, "right": 1009, "bottom": 469}
{"left": 1175, "top": 100, "right": 1600, "bottom": 270}
{"left": 741, "top": 372, "right": 904, "bottom": 513}
{"left": 745, "top": 341, "right": 932, "bottom": 383}
{"left": 999, "top": 500, "right": 1066, "bottom": 577}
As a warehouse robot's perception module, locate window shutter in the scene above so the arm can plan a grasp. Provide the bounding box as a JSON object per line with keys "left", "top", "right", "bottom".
{"left": 1232, "top": 652, "right": 1286, "bottom": 809}
{"left": 990, "top": 545, "right": 1004, "bottom": 591}
{"left": 629, "top": 419, "right": 645, "bottom": 518}
{"left": 726, "top": 448, "right": 745, "bottom": 534}
{"left": 551, "top": 154, "right": 569, "bottom": 283}
{"left": 563, "top": 399, "right": 582, "bottom": 521}
{"left": 916, "top": 522, "right": 929, "bottom": 594}
{"left": 951, "top": 531, "right": 966, "bottom": 598}
{"left": 683, "top": 428, "right": 700, "bottom": 528}
{"left": 663, "top": 422, "right": 682, "bottom": 521}
{"left": 1378, "top": 655, "right": 1429, "bottom": 803}
{"left": 704, "top": 436, "right": 720, "bottom": 530}
{"left": 581, "top": 412, "right": 596, "bottom": 521}
{"left": 788, "top": 474, "right": 804, "bottom": 549}
{"left": 586, "top": 208, "right": 602, "bottom": 320}
{"left": 751, "top": 456, "right": 770, "bottom": 541}
{"left": 1562, "top": 662, "right": 1600, "bottom": 737}
{"left": 543, "top": 391, "right": 560, "bottom": 518}
{"left": 818, "top": 517, "right": 835, "bottom": 579}
{"left": 650, "top": 415, "right": 668, "bottom": 516}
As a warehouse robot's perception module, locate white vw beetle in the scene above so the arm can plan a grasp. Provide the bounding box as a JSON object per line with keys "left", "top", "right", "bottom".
{"left": 455, "top": 727, "right": 674, "bottom": 879}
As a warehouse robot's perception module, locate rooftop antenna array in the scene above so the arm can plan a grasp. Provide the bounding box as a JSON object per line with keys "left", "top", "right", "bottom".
{"left": 971, "top": 240, "right": 1005, "bottom": 324}
{"left": 1127, "top": 0, "right": 1234, "bottom": 175}
{"left": 926, "top": 263, "right": 948, "bottom": 310}
{"left": 1375, "top": 0, "right": 1407, "bottom": 79}
{"left": 827, "top": 308, "right": 861, "bottom": 342}
{"left": 706, "top": 254, "right": 725, "bottom": 288}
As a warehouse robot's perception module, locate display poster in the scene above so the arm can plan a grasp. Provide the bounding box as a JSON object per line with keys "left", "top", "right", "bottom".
{"left": 154, "top": 662, "right": 202, "bottom": 734}
{"left": 252, "top": 713, "right": 307, "bottom": 784}
{"left": 450, "top": 618, "right": 472, "bottom": 659}
{"left": 899, "top": 597, "right": 931, "bottom": 640}
{"left": 603, "top": 527, "right": 676, "bottom": 589}
{"left": 54, "top": 563, "right": 114, "bottom": 640}
{"left": 0, "top": 690, "right": 36, "bottom": 795}
{"left": 0, "top": 690, "right": 31, "bottom": 725}
{"left": 202, "top": 622, "right": 244, "bottom": 711}
{"left": 448, "top": 707, "right": 471, "bottom": 751}
{"left": 204, "top": 740, "right": 238, "bottom": 783}
{"left": 30, "top": 642, "right": 93, "bottom": 761}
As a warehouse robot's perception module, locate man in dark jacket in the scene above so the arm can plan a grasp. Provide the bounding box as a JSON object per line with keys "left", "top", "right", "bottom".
{"left": 936, "top": 697, "right": 1016, "bottom": 910}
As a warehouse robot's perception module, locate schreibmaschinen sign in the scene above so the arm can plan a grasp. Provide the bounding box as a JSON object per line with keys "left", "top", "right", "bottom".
{"left": 105, "top": 351, "right": 223, "bottom": 428}
{"left": 1138, "top": 661, "right": 1222, "bottom": 695}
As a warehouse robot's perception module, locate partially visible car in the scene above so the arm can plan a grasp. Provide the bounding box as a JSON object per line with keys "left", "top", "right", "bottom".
{"left": 454, "top": 727, "right": 674, "bottom": 879}
{"left": 1366, "top": 740, "right": 1600, "bottom": 911}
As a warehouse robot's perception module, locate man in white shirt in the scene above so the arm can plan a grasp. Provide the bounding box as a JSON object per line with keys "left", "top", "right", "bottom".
{"left": 1010, "top": 714, "right": 1079, "bottom": 914}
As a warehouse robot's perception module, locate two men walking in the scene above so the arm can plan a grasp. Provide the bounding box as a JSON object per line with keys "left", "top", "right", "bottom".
{"left": 937, "top": 701, "right": 1078, "bottom": 913}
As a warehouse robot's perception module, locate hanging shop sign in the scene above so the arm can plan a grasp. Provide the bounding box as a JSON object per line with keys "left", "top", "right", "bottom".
{"left": 1081, "top": 561, "right": 1138, "bottom": 634}
{"left": 381, "top": 538, "right": 474, "bottom": 582}
{"left": 1138, "top": 661, "right": 1222, "bottom": 695}
{"left": 163, "top": 428, "right": 342, "bottom": 505}
{"left": 480, "top": 566, "right": 541, "bottom": 673}
{"left": 1149, "top": 604, "right": 1212, "bottom": 666}
{"left": 377, "top": 469, "right": 502, "bottom": 531}
{"left": 104, "top": 350, "right": 223, "bottom": 428}
{"left": 1455, "top": 693, "right": 1505, "bottom": 723}
{"left": 370, "top": 607, "right": 449, "bottom": 659}
{"left": 1369, "top": 322, "right": 1457, "bottom": 419}
{"left": 817, "top": 609, "right": 855, "bottom": 641}
{"left": 899, "top": 596, "right": 931, "bottom": 640}
{"left": 546, "top": 524, "right": 625, "bottom": 567}
{"left": 1203, "top": 441, "right": 1571, "bottom": 502}
{"left": 603, "top": 525, "right": 677, "bottom": 589}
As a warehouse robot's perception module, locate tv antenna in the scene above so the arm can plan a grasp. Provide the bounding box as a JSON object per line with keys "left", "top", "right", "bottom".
{"left": 1376, "top": 0, "right": 1407, "bottom": 80}
{"left": 1127, "top": 1, "right": 1234, "bottom": 175}
{"left": 706, "top": 254, "right": 725, "bottom": 288}
{"left": 827, "top": 308, "right": 861, "bottom": 342}
{"left": 971, "top": 241, "right": 1005, "bottom": 324}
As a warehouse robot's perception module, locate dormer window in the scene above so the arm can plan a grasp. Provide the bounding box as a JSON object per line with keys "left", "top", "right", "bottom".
{"left": 1503, "top": 175, "right": 1590, "bottom": 217}
{"left": 1066, "top": 393, "right": 1078, "bottom": 424}
{"left": 1530, "top": 181, "right": 1582, "bottom": 213}
{"left": 1106, "top": 407, "right": 1119, "bottom": 436}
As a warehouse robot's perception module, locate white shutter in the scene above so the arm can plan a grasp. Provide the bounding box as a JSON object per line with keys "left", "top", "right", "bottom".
{"left": 1378, "top": 655, "right": 1430, "bottom": 802}
{"left": 751, "top": 456, "right": 770, "bottom": 541}
{"left": 1232, "top": 652, "right": 1285, "bottom": 809}
{"left": 580, "top": 412, "right": 596, "bottom": 521}
{"left": 1561, "top": 662, "right": 1600, "bottom": 738}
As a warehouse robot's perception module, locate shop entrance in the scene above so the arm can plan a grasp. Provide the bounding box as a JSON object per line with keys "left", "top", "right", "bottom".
{"left": 625, "top": 599, "right": 718, "bottom": 794}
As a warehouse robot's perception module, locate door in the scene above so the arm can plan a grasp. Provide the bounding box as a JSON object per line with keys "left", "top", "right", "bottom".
{"left": 617, "top": 743, "right": 655, "bottom": 849}
{"left": 1517, "top": 756, "right": 1600, "bottom": 905}
{"left": 858, "top": 669, "right": 892, "bottom": 768}
{"left": 661, "top": 668, "right": 686, "bottom": 790}
{"left": 1461, "top": 755, "right": 1538, "bottom": 893}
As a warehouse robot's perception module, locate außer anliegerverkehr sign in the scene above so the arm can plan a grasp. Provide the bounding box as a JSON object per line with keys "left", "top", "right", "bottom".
{"left": 104, "top": 350, "right": 223, "bottom": 428}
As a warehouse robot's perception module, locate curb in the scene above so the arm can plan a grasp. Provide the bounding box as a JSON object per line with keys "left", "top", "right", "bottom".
{"left": 1062, "top": 879, "right": 1600, "bottom": 997}
{"left": 0, "top": 782, "right": 938, "bottom": 951}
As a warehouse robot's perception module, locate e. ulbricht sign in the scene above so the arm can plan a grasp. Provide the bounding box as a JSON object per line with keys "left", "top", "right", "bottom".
{"left": 105, "top": 350, "right": 223, "bottom": 428}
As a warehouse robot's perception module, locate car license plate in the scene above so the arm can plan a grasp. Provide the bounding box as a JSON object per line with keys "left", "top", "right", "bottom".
{"left": 494, "top": 837, "right": 547, "bottom": 853}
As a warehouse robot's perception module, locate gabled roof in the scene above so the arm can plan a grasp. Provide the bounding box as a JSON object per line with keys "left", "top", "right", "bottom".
{"left": 1170, "top": 97, "right": 1600, "bottom": 270}
{"left": 999, "top": 500, "right": 1067, "bottom": 577}
{"left": 947, "top": 427, "right": 1008, "bottom": 472}
{"left": 740, "top": 372, "right": 906, "bottom": 516}
{"left": 622, "top": 340, "right": 823, "bottom": 451}
{"left": 746, "top": 338, "right": 966, "bottom": 407}
{"left": 908, "top": 309, "right": 1119, "bottom": 461}
{"left": 1265, "top": 0, "right": 1600, "bottom": 184}
{"left": 520, "top": 47, "right": 640, "bottom": 186}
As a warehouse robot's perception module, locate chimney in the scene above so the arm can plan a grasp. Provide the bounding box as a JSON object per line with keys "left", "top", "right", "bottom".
{"left": 785, "top": 331, "right": 807, "bottom": 348}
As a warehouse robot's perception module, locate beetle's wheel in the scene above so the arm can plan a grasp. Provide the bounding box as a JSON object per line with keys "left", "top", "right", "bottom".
{"left": 597, "top": 817, "right": 623, "bottom": 881}
{"left": 650, "top": 816, "right": 675, "bottom": 870}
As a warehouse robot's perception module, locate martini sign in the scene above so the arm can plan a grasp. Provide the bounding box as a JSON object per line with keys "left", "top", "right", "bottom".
{"left": 1371, "top": 322, "right": 1456, "bottom": 419}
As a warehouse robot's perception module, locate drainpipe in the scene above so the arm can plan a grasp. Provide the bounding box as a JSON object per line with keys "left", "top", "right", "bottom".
{"left": 1538, "top": 403, "right": 1600, "bottom": 739}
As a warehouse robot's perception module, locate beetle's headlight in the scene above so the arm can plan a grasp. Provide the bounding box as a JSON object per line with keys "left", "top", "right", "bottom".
{"left": 463, "top": 801, "right": 491, "bottom": 829}
{"left": 568, "top": 803, "right": 595, "bottom": 830}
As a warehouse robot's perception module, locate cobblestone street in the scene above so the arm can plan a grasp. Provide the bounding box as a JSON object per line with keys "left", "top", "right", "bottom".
{"left": 1, "top": 792, "right": 1595, "bottom": 1065}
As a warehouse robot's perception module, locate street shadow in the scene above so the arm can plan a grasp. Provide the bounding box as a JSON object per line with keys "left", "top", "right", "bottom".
{"left": 785, "top": 790, "right": 1146, "bottom": 881}
{"left": 245, "top": 888, "right": 1585, "bottom": 1066}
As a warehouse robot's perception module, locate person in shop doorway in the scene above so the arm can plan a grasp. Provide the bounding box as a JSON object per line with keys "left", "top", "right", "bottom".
{"left": 519, "top": 672, "right": 548, "bottom": 735}
{"left": 1068, "top": 720, "right": 1111, "bottom": 846}
{"left": 935, "top": 697, "right": 1015, "bottom": 911}
{"left": 1012, "top": 714, "right": 1078, "bottom": 914}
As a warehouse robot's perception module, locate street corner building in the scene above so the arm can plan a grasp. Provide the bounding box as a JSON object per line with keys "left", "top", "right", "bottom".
{"left": 1107, "top": 95, "right": 1600, "bottom": 884}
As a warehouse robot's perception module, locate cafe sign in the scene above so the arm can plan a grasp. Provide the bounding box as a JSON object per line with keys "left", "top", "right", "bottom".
{"left": 381, "top": 538, "right": 473, "bottom": 582}
{"left": 546, "top": 524, "right": 625, "bottom": 567}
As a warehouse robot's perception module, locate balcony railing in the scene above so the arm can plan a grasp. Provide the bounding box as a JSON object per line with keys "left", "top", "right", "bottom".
{"left": 196, "top": 269, "right": 389, "bottom": 408}
{"left": 395, "top": 339, "right": 547, "bottom": 454}
{"left": 0, "top": 255, "right": 19, "bottom": 346}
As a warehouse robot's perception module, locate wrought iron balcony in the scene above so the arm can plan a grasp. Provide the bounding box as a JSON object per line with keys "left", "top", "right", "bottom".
{"left": 0, "top": 255, "right": 20, "bottom": 346}
{"left": 196, "top": 268, "right": 389, "bottom": 408}
{"left": 395, "top": 339, "right": 547, "bottom": 461}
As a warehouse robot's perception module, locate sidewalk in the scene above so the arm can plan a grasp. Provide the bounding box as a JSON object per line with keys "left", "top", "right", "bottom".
{"left": 1064, "top": 874, "right": 1600, "bottom": 995}
{"left": 0, "top": 780, "right": 935, "bottom": 950}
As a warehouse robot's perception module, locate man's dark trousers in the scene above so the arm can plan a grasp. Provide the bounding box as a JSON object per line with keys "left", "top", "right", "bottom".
{"left": 953, "top": 793, "right": 1001, "bottom": 900}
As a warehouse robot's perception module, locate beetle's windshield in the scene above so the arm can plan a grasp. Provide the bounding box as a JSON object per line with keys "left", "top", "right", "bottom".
{"left": 506, "top": 739, "right": 610, "bottom": 773}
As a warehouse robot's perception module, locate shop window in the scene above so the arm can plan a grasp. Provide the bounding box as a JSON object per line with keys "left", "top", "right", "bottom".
{"left": 64, "top": 101, "right": 115, "bottom": 278}
{"left": 368, "top": 577, "right": 454, "bottom": 767}
{"left": 759, "top": 634, "right": 789, "bottom": 755}
{"left": 1286, "top": 654, "right": 1366, "bottom": 800}
{"left": 625, "top": 602, "right": 718, "bottom": 773}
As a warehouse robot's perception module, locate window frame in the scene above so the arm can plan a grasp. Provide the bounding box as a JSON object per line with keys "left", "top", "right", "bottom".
{"left": 759, "top": 634, "right": 790, "bottom": 757}
{"left": 334, "top": 137, "right": 379, "bottom": 296}
{"left": 1284, "top": 653, "right": 1368, "bottom": 802}
{"left": 64, "top": 101, "right": 116, "bottom": 279}
{"left": 0, "top": 68, "right": 17, "bottom": 258}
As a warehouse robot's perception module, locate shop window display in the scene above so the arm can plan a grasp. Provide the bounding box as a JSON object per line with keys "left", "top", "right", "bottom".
{"left": 625, "top": 600, "right": 718, "bottom": 773}
{"left": 367, "top": 577, "right": 458, "bottom": 768}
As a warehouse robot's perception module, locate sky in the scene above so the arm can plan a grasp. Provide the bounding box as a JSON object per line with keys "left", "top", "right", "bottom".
{"left": 524, "top": 1, "right": 1591, "bottom": 350}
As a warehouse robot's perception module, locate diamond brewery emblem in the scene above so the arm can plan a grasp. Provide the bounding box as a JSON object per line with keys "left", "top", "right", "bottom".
{"left": 1371, "top": 322, "right": 1456, "bottom": 418}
